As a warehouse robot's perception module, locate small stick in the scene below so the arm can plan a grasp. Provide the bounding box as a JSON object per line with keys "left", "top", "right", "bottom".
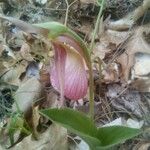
{"left": 64, "top": 0, "right": 78, "bottom": 26}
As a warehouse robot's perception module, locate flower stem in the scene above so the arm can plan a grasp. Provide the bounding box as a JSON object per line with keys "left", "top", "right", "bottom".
{"left": 88, "top": 0, "right": 105, "bottom": 120}
{"left": 89, "top": 63, "right": 94, "bottom": 120}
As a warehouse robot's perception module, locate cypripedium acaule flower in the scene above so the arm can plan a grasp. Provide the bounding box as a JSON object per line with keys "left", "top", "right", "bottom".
{"left": 34, "top": 22, "right": 94, "bottom": 110}
{"left": 0, "top": 16, "right": 94, "bottom": 118}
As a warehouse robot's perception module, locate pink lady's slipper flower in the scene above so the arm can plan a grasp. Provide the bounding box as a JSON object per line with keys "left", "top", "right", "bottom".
{"left": 50, "top": 35, "right": 88, "bottom": 100}
{"left": 0, "top": 16, "right": 92, "bottom": 108}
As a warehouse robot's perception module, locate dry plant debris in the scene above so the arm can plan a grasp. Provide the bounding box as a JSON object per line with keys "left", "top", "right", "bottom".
{"left": 0, "top": 0, "right": 150, "bottom": 149}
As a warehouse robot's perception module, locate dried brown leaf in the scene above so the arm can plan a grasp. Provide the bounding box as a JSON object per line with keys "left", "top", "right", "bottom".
{"left": 132, "top": 53, "right": 150, "bottom": 79}
{"left": 106, "top": 0, "right": 150, "bottom": 31}
{"left": 117, "top": 25, "right": 150, "bottom": 80}
{"left": 79, "top": 0, "right": 97, "bottom": 4}
{"left": 31, "top": 106, "right": 40, "bottom": 138}
{"left": 20, "top": 43, "right": 33, "bottom": 61}
{"left": 0, "top": 64, "right": 26, "bottom": 86}
{"left": 9, "top": 124, "right": 68, "bottom": 150}
{"left": 12, "top": 77, "right": 42, "bottom": 113}
{"left": 107, "top": 83, "right": 148, "bottom": 118}
{"left": 0, "top": 14, "right": 48, "bottom": 37}
{"left": 102, "top": 63, "right": 121, "bottom": 83}
{"left": 131, "top": 79, "right": 150, "bottom": 92}
{"left": 133, "top": 142, "right": 150, "bottom": 150}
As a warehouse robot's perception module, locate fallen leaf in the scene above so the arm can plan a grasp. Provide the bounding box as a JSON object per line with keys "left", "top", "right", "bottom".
{"left": 117, "top": 25, "right": 150, "bottom": 81}
{"left": 126, "top": 119, "right": 144, "bottom": 129}
{"left": 42, "top": 89, "right": 59, "bottom": 108}
{"left": 131, "top": 53, "right": 150, "bottom": 79}
{"left": 31, "top": 106, "right": 40, "bottom": 139}
{"left": 79, "top": 0, "right": 97, "bottom": 4}
{"left": 133, "top": 142, "right": 150, "bottom": 150}
{"left": 20, "top": 43, "right": 33, "bottom": 61}
{"left": 106, "top": 0, "right": 150, "bottom": 31}
{"left": 12, "top": 77, "right": 42, "bottom": 113}
{"left": 69, "top": 136, "right": 90, "bottom": 150}
{"left": 93, "top": 42, "right": 111, "bottom": 60}
{"left": 26, "top": 61, "right": 40, "bottom": 78}
{"left": 106, "top": 83, "right": 148, "bottom": 118}
{"left": 131, "top": 79, "right": 150, "bottom": 92}
{"left": 99, "top": 29, "right": 130, "bottom": 46}
{"left": 2, "top": 45, "right": 16, "bottom": 59}
{"left": 103, "top": 117, "right": 143, "bottom": 129}
{"left": 39, "top": 67, "right": 50, "bottom": 87}
{"left": 34, "top": 0, "right": 47, "bottom": 5}
{"left": 9, "top": 124, "right": 68, "bottom": 150}
{"left": 0, "top": 64, "right": 26, "bottom": 86}
{"left": 0, "top": 14, "right": 48, "bottom": 37}
{"left": 96, "top": 24, "right": 150, "bottom": 82}
{"left": 102, "top": 62, "right": 121, "bottom": 83}
{"left": 93, "top": 29, "right": 130, "bottom": 82}
{"left": 0, "top": 63, "right": 8, "bottom": 78}
{"left": 103, "top": 118, "right": 124, "bottom": 127}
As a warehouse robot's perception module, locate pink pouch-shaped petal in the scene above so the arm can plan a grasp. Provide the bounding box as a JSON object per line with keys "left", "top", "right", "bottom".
{"left": 64, "top": 51, "right": 88, "bottom": 100}
{"left": 51, "top": 43, "right": 88, "bottom": 100}
{"left": 51, "top": 43, "right": 66, "bottom": 101}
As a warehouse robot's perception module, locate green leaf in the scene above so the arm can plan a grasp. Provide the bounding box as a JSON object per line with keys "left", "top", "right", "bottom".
{"left": 96, "top": 126, "right": 142, "bottom": 149}
{"left": 40, "top": 108, "right": 97, "bottom": 136}
{"left": 40, "top": 108, "right": 101, "bottom": 149}
{"left": 40, "top": 108, "right": 142, "bottom": 150}
{"left": 34, "top": 22, "right": 68, "bottom": 39}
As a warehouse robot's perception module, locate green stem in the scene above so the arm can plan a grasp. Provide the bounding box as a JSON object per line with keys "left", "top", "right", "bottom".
{"left": 90, "top": 0, "right": 105, "bottom": 52}
{"left": 89, "top": 62, "right": 94, "bottom": 120}
{"left": 88, "top": 0, "right": 105, "bottom": 120}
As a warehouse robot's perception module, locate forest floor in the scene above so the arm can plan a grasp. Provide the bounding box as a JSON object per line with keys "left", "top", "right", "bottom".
{"left": 0, "top": 0, "right": 150, "bottom": 150}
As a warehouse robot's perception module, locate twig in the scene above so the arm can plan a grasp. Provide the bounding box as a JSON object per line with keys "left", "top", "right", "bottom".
{"left": 64, "top": 0, "right": 78, "bottom": 26}
{"left": 64, "top": 0, "right": 69, "bottom": 26}
{"left": 90, "top": 0, "right": 105, "bottom": 52}
{"left": 94, "top": 110, "right": 133, "bottom": 122}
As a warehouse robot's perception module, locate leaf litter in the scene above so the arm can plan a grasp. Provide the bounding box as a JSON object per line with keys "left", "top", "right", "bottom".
{"left": 0, "top": 0, "right": 150, "bottom": 149}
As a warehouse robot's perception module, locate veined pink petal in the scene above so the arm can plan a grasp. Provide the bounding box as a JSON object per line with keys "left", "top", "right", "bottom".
{"left": 51, "top": 43, "right": 66, "bottom": 102}
{"left": 51, "top": 43, "right": 88, "bottom": 100}
{"left": 64, "top": 51, "right": 88, "bottom": 100}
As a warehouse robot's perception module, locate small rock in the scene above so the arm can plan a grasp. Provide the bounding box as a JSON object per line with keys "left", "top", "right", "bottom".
{"left": 34, "top": 0, "right": 47, "bottom": 5}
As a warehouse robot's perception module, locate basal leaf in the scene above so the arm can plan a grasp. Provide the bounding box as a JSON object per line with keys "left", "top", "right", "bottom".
{"left": 40, "top": 108, "right": 97, "bottom": 137}
{"left": 40, "top": 109, "right": 142, "bottom": 150}
{"left": 96, "top": 126, "right": 142, "bottom": 149}
{"left": 40, "top": 108, "right": 101, "bottom": 149}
